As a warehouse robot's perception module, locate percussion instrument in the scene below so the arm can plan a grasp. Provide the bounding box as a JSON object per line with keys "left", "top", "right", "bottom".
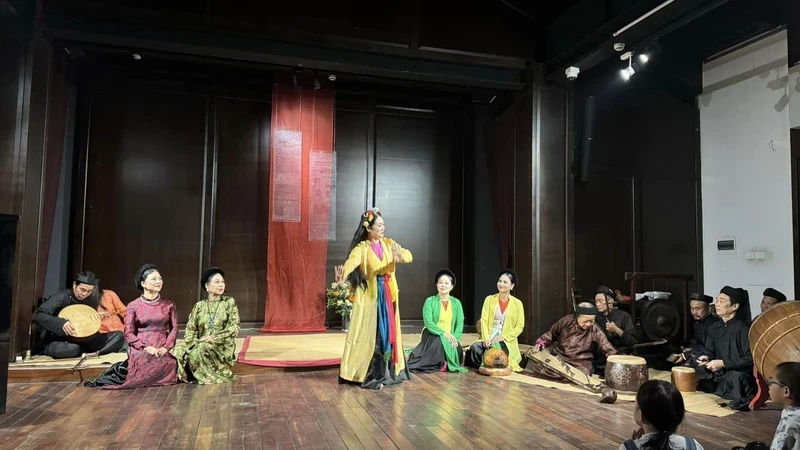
{"left": 478, "top": 347, "right": 512, "bottom": 377}
{"left": 58, "top": 304, "right": 103, "bottom": 338}
{"left": 605, "top": 355, "right": 648, "bottom": 393}
{"left": 670, "top": 366, "right": 697, "bottom": 393}
{"left": 527, "top": 349, "right": 617, "bottom": 403}
{"left": 750, "top": 301, "right": 800, "bottom": 379}
{"left": 637, "top": 298, "right": 681, "bottom": 342}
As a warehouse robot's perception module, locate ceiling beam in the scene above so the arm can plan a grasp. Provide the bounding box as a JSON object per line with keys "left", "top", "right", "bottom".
{"left": 44, "top": 15, "right": 525, "bottom": 91}
{"left": 0, "top": 0, "right": 18, "bottom": 17}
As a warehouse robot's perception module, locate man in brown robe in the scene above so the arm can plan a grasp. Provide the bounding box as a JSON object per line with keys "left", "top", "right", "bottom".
{"left": 522, "top": 302, "right": 617, "bottom": 379}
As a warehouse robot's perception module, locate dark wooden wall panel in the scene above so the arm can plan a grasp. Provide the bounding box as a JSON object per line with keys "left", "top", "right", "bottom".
{"left": 81, "top": 88, "right": 207, "bottom": 321}
{"left": 573, "top": 176, "right": 635, "bottom": 293}
{"left": 374, "top": 114, "right": 452, "bottom": 320}
{"left": 572, "top": 80, "right": 700, "bottom": 302}
{"left": 0, "top": 29, "right": 25, "bottom": 215}
{"left": 210, "top": 98, "right": 271, "bottom": 324}
{"left": 535, "top": 87, "right": 569, "bottom": 338}
{"left": 326, "top": 110, "right": 370, "bottom": 322}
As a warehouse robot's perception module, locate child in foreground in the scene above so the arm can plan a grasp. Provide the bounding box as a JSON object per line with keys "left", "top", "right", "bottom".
{"left": 768, "top": 362, "right": 800, "bottom": 450}
{"left": 621, "top": 380, "right": 704, "bottom": 450}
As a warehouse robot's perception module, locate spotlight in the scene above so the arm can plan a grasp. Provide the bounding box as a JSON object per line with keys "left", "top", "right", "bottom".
{"left": 620, "top": 57, "right": 635, "bottom": 81}
{"left": 639, "top": 54, "right": 649, "bottom": 64}
{"left": 328, "top": 74, "right": 337, "bottom": 81}
{"left": 620, "top": 66, "right": 635, "bottom": 81}
{"left": 132, "top": 53, "right": 142, "bottom": 60}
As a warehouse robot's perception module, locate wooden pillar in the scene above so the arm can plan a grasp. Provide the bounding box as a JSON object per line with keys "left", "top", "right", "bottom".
{"left": 513, "top": 75, "right": 570, "bottom": 343}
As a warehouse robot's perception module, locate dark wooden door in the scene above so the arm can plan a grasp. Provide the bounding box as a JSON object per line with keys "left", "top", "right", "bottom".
{"left": 80, "top": 87, "right": 208, "bottom": 319}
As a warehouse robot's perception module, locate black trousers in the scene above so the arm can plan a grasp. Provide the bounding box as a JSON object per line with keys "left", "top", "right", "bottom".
{"left": 44, "top": 331, "right": 126, "bottom": 359}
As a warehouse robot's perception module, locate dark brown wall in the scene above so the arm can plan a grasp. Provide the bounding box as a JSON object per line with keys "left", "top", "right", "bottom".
{"left": 71, "top": 73, "right": 465, "bottom": 325}
{"left": 72, "top": 78, "right": 272, "bottom": 325}
{"left": 512, "top": 85, "right": 570, "bottom": 342}
{"left": 573, "top": 82, "right": 700, "bottom": 300}
{"left": 329, "top": 104, "right": 464, "bottom": 322}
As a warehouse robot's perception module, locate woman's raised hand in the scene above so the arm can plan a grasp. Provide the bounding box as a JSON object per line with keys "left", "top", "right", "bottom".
{"left": 334, "top": 265, "right": 344, "bottom": 283}
{"left": 391, "top": 242, "right": 404, "bottom": 262}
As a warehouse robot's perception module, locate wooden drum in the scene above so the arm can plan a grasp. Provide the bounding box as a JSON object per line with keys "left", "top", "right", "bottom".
{"left": 750, "top": 301, "right": 800, "bottom": 379}
{"left": 605, "top": 355, "right": 649, "bottom": 393}
{"left": 671, "top": 367, "right": 696, "bottom": 393}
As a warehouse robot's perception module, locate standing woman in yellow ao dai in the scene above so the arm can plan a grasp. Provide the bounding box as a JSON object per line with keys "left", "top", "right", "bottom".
{"left": 335, "top": 208, "right": 413, "bottom": 389}
{"left": 466, "top": 269, "right": 525, "bottom": 372}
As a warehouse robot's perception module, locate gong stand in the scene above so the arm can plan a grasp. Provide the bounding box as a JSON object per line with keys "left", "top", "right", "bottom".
{"left": 624, "top": 272, "right": 693, "bottom": 344}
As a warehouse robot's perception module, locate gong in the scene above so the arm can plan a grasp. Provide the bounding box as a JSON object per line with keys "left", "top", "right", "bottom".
{"left": 638, "top": 298, "right": 680, "bottom": 342}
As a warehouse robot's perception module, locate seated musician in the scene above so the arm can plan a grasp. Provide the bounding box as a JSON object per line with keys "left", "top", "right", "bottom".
{"left": 32, "top": 271, "right": 126, "bottom": 359}
{"left": 671, "top": 293, "right": 720, "bottom": 367}
{"left": 522, "top": 302, "right": 616, "bottom": 380}
{"left": 466, "top": 269, "right": 525, "bottom": 372}
{"left": 593, "top": 285, "right": 636, "bottom": 375}
{"left": 696, "top": 286, "right": 756, "bottom": 410}
{"left": 753, "top": 287, "right": 786, "bottom": 321}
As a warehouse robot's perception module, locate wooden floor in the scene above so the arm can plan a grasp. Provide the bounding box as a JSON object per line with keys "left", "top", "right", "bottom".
{"left": 0, "top": 369, "right": 781, "bottom": 450}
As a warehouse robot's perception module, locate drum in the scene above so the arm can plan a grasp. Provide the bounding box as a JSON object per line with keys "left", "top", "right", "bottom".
{"left": 750, "top": 301, "right": 800, "bottom": 379}
{"left": 671, "top": 367, "right": 696, "bottom": 393}
{"left": 478, "top": 347, "right": 512, "bottom": 377}
{"left": 57, "top": 304, "right": 102, "bottom": 338}
{"left": 605, "top": 355, "right": 649, "bottom": 392}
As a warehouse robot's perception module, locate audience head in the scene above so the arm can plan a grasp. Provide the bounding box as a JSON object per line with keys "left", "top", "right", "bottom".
{"left": 634, "top": 380, "right": 685, "bottom": 449}
{"left": 434, "top": 269, "right": 455, "bottom": 296}
{"left": 72, "top": 271, "right": 98, "bottom": 301}
{"left": 201, "top": 267, "right": 225, "bottom": 297}
{"left": 574, "top": 302, "right": 598, "bottom": 329}
{"left": 761, "top": 288, "right": 787, "bottom": 314}
{"left": 594, "top": 285, "right": 614, "bottom": 313}
{"left": 497, "top": 269, "right": 516, "bottom": 294}
{"left": 689, "top": 293, "right": 713, "bottom": 320}
{"left": 770, "top": 362, "right": 800, "bottom": 407}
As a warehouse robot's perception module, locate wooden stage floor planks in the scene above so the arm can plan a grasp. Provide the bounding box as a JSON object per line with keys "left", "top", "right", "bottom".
{"left": 0, "top": 370, "right": 782, "bottom": 450}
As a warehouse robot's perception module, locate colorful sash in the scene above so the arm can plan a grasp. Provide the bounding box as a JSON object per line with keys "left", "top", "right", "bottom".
{"left": 376, "top": 274, "right": 398, "bottom": 363}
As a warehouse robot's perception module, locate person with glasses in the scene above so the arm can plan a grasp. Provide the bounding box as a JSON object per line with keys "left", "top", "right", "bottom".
{"left": 768, "top": 362, "right": 800, "bottom": 450}
{"left": 407, "top": 269, "right": 467, "bottom": 374}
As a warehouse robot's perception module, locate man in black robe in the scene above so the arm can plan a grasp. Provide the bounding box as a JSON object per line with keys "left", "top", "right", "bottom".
{"left": 752, "top": 287, "right": 787, "bottom": 321}
{"left": 696, "top": 285, "right": 756, "bottom": 410}
{"left": 671, "top": 293, "right": 720, "bottom": 367}
{"left": 32, "top": 271, "right": 126, "bottom": 359}
{"left": 592, "top": 285, "right": 636, "bottom": 375}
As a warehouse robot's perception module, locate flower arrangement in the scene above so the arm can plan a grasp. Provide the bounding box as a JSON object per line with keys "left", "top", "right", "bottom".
{"left": 326, "top": 282, "right": 353, "bottom": 318}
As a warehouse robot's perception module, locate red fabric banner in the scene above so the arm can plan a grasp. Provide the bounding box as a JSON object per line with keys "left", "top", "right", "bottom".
{"left": 262, "top": 84, "right": 335, "bottom": 332}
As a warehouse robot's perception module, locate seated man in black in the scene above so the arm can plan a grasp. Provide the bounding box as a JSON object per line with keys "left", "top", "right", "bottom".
{"left": 32, "top": 271, "right": 126, "bottom": 359}
{"left": 697, "top": 286, "right": 756, "bottom": 410}
{"left": 671, "top": 293, "right": 720, "bottom": 367}
{"left": 592, "top": 285, "right": 636, "bottom": 375}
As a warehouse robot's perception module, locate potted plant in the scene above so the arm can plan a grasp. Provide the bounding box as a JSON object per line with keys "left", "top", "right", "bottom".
{"left": 326, "top": 282, "right": 353, "bottom": 331}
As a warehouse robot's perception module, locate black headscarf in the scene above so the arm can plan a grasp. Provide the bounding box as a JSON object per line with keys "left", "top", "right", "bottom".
{"left": 434, "top": 269, "right": 456, "bottom": 286}
{"left": 134, "top": 264, "right": 158, "bottom": 291}
{"left": 201, "top": 267, "right": 225, "bottom": 291}
{"left": 763, "top": 288, "right": 787, "bottom": 303}
{"left": 499, "top": 268, "right": 517, "bottom": 285}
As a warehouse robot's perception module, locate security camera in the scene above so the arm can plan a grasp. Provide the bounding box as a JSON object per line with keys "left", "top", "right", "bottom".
{"left": 565, "top": 66, "right": 580, "bottom": 81}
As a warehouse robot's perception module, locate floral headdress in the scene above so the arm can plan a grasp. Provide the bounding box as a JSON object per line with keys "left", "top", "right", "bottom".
{"left": 362, "top": 207, "right": 381, "bottom": 229}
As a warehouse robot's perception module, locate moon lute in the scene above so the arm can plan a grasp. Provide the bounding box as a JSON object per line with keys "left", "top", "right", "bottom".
{"left": 58, "top": 304, "right": 103, "bottom": 338}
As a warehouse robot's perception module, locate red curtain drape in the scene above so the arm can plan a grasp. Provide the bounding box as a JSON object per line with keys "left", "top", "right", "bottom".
{"left": 485, "top": 105, "right": 515, "bottom": 269}
{"left": 262, "top": 84, "right": 335, "bottom": 332}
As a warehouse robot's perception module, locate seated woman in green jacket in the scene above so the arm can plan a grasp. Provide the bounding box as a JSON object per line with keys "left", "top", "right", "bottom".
{"left": 406, "top": 269, "right": 467, "bottom": 373}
